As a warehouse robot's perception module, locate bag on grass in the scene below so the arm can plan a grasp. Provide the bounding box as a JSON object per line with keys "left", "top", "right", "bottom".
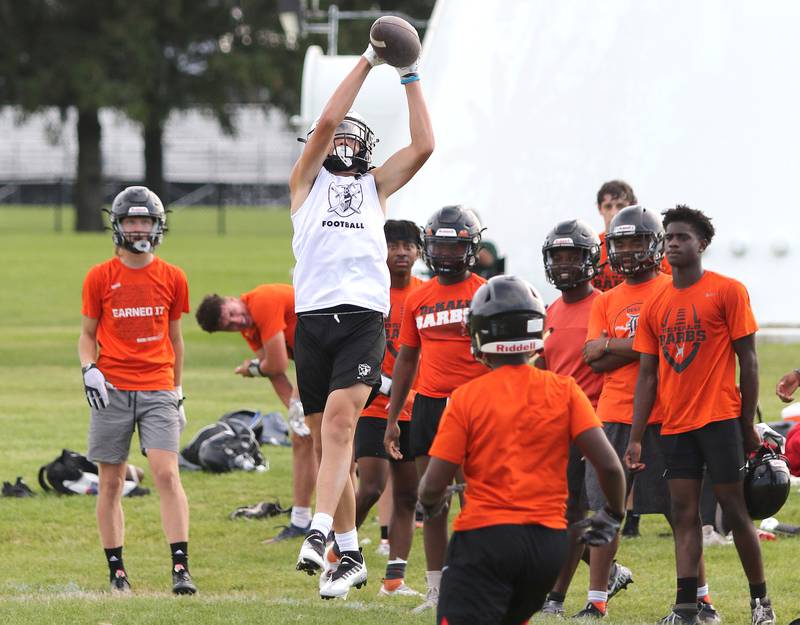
{"left": 38, "top": 449, "right": 148, "bottom": 496}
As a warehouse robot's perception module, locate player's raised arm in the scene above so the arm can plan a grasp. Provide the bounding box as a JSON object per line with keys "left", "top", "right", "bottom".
{"left": 373, "top": 77, "right": 434, "bottom": 201}
{"left": 289, "top": 57, "right": 374, "bottom": 208}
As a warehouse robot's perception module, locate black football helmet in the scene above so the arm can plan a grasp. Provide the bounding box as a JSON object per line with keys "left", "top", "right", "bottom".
{"left": 542, "top": 219, "right": 601, "bottom": 290}
{"left": 468, "top": 275, "right": 546, "bottom": 358}
{"left": 301, "top": 110, "right": 377, "bottom": 174}
{"left": 108, "top": 186, "right": 166, "bottom": 254}
{"left": 423, "top": 205, "right": 483, "bottom": 276}
{"left": 606, "top": 205, "right": 665, "bottom": 275}
{"left": 744, "top": 444, "right": 791, "bottom": 520}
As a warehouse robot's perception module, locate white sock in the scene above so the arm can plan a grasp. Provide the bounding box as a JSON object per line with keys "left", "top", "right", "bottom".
{"left": 426, "top": 570, "right": 442, "bottom": 590}
{"left": 588, "top": 590, "right": 608, "bottom": 604}
{"left": 697, "top": 584, "right": 709, "bottom": 599}
{"left": 291, "top": 506, "right": 312, "bottom": 528}
{"left": 309, "top": 512, "right": 333, "bottom": 537}
{"left": 334, "top": 528, "right": 359, "bottom": 552}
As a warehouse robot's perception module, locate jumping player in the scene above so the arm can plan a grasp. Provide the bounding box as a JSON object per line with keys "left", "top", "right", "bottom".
{"left": 385, "top": 205, "right": 488, "bottom": 612}
{"left": 195, "top": 284, "right": 317, "bottom": 542}
{"left": 353, "top": 220, "right": 423, "bottom": 597}
{"left": 625, "top": 206, "right": 775, "bottom": 624}
{"left": 419, "top": 275, "right": 627, "bottom": 625}
{"left": 289, "top": 36, "right": 433, "bottom": 600}
{"left": 78, "top": 186, "right": 195, "bottom": 595}
{"left": 581, "top": 205, "right": 716, "bottom": 621}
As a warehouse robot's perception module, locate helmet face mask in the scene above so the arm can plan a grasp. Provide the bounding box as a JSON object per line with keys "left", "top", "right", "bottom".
{"left": 423, "top": 206, "right": 483, "bottom": 276}
{"left": 606, "top": 205, "right": 665, "bottom": 276}
{"left": 542, "top": 220, "right": 601, "bottom": 290}
{"left": 303, "top": 112, "right": 377, "bottom": 174}
{"left": 109, "top": 186, "right": 166, "bottom": 254}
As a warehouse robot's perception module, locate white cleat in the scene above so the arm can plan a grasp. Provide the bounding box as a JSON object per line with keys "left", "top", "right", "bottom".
{"left": 319, "top": 553, "right": 367, "bottom": 600}
{"left": 296, "top": 529, "right": 326, "bottom": 575}
{"left": 411, "top": 586, "right": 439, "bottom": 613}
{"left": 379, "top": 579, "right": 423, "bottom": 597}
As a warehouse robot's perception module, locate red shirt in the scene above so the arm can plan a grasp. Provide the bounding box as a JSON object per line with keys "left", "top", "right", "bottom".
{"left": 543, "top": 290, "right": 604, "bottom": 408}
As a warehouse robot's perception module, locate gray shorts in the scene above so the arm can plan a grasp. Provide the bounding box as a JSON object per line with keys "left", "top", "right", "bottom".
{"left": 88, "top": 388, "right": 181, "bottom": 464}
{"left": 585, "top": 422, "right": 670, "bottom": 515}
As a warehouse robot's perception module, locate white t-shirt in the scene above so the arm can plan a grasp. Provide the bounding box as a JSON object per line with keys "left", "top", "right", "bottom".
{"left": 291, "top": 168, "right": 390, "bottom": 315}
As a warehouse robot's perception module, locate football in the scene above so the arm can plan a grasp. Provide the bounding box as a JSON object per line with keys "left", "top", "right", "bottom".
{"left": 369, "top": 16, "right": 421, "bottom": 68}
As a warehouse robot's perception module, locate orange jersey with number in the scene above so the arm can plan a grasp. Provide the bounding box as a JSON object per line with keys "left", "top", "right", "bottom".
{"left": 240, "top": 284, "right": 297, "bottom": 358}
{"left": 362, "top": 277, "right": 423, "bottom": 421}
{"left": 634, "top": 271, "right": 758, "bottom": 435}
{"left": 81, "top": 256, "right": 189, "bottom": 390}
{"left": 429, "top": 364, "right": 602, "bottom": 531}
{"left": 587, "top": 273, "right": 671, "bottom": 424}
{"left": 592, "top": 232, "right": 672, "bottom": 292}
{"left": 399, "top": 273, "right": 489, "bottom": 398}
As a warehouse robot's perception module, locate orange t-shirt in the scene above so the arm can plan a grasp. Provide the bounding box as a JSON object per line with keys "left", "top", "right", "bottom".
{"left": 634, "top": 271, "right": 758, "bottom": 435}
{"left": 240, "top": 284, "right": 297, "bottom": 358}
{"left": 81, "top": 256, "right": 190, "bottom": 390}
{"left": 362, "top": 277, "right": 423, "bottom": 421}
{"left": 398, "top": 273, "right": 489, "bottom": 398}
{"left": 429, "top": 364, "right": 602, "bottom": 531}
{"left": 587, "top": 273, "right": 671, "bottom": 424}
{"left": 543, "top": 291, "right": 604, "bottom": 408}
{"left": 592, "top": 232, "right": 672, "bottom": 292}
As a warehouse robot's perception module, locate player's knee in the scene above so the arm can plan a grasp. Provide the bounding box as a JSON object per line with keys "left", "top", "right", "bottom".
{"left": 323, "top": 413, "right": 356, "bottom": 446}
{"left": 357, "top": 482, "right": 384, "bottom": 508}
{"left": 292, "top": 433, "right": 314, "bottom": 453}
{"left": 670, "top": 501, "right": 698, "bottom": 528}
{"left": 99, "top": 473, "right": 126, "bottom": 498}
{"left": 151, "top": 466, "right": 181, "bottom": 492}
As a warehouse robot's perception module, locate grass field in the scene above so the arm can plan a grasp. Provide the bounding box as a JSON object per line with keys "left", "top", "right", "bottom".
{"left": 1, "top": 206, "right": 799, "bottom": 625}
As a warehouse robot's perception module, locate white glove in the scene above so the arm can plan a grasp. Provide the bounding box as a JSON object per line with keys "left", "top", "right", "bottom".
{"left": 379, "top": 374, "right": 393, "bottom": 396}
{"left": 362, "top": 43, "right": 385, "bottom": 68}
{"left": 82, "top": 364, "right": 113, "bottom": 409}
{"left": 288, "top": 398, "right": 310, "bottom": 437}
{"left": 396, "top": 57, "right": 420, "bottom": 79}
{"left": 176, "top": 385, "right": 187, "bottom": 431}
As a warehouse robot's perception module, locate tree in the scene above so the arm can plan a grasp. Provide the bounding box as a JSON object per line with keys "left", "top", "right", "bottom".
{"left": 0, "top": 0, "right": 132, "bottom": 230}
{"left": 112, "top": 1, "right": 306, "bottom": 201}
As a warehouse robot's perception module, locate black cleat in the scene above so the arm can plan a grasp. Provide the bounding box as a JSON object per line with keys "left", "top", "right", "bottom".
{"left": 172, "top": 564, "right": 197, "bottom": 595}
{"left": 264, "top": 522, "right": 311, "bottom": 544}
{"left": 658, "top": 605, "right": 700, "bottom": 624}
{"left": 2, "top": 477, "right": 36, "bottom": 498}
{"left": 296, "top": 529, "right": 326, "bottom": 575}
{"left": 607, "top": 561, "right": 634, "bottom": 599}
{"left": 697, "top": 600, "right": 721, "bottom": 623}
{"left": 573, "top": 602, "right": 606, "bottom": 619}
{"left": 110, "top": 569, "right": 132, "bottom": 594}
{"left": 750, "top": 597, "right": 776, "bottom": 625}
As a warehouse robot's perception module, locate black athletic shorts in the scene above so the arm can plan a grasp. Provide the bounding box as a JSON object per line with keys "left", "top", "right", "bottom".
{"left": 659, "top": 418, "right": 745, "bottom": 484}
{"left": 566, "top": 443, "right": 588, "bottom": 518}
{"left": 410, "top": 393, "right": 448, "bottom": 458}
{"left": 437, "top": 524, "right": 567, "bottom": 625}
{"left": 354, "top": 416, "right": 412, "bottom": 462}
{"left": 294, "top": 305, "right": 385, "bottom": 415}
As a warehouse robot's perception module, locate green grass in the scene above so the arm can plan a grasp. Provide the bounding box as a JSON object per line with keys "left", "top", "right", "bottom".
{"left": 1, "top": 206, "right": 799, "bottom": 624}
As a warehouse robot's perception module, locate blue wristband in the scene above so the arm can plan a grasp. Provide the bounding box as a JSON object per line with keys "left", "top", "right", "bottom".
{"left": 400, "top": 74, "right": 420, "bottom": 85}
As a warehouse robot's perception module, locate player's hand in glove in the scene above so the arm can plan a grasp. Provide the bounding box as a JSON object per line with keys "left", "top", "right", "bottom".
{"left": 82, "top": 364, "right": 114, "bottom": 409}
{"left": 176, "top": 385, "right": 187, "bottom": 431}
{"left": 287, "top": 398, "right": 310, "bottom": 437}
{"left": 362, "top": 44, "right": 385, "bottom": 68}
{"left": 396, "top": 57, "right": 419, "bottom": 79}
{"left": 576, "top": 506, "right": 624, "bottom": 546}
{"left": 379, "top": 374, "right": 392, "bottom": 396}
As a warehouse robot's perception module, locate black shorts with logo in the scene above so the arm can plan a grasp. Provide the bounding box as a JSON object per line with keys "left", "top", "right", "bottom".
{"left": 437, "top": 524, "right": 567, "bottom": 625}
{"left": 354, "top": 416, "right": 412, "bottom": 462}
{"left": 294, "top": 305, "right": 385, "bottom": 415}
{"left": 659, "top": 418, "right": 745, "bottom": 484}
{"left": 410, "top": 393, "right": 449, "bottom": 458}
